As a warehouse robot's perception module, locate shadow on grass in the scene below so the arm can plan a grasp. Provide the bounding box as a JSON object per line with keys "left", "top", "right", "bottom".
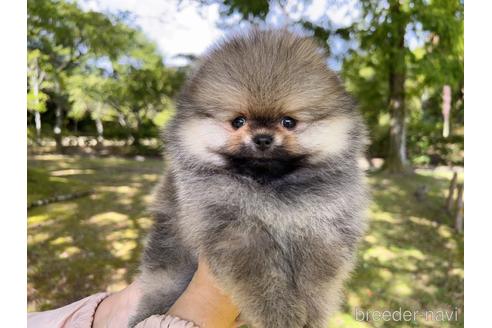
{"left": 28, "top": 155, "right": 162, "bottom": 311}
{"left": 331, "top": 172, "right": 464, "bottom": 328}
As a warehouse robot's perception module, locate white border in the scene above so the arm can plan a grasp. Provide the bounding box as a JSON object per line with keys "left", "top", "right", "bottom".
{"left": 0, "top": 0, "right": 27, "bottom": 326}
{"left": 465, "top": 1, "right": 492, "bottom": 327}
{"left": 1, "top": 1, "right": 481, "bottom": 326}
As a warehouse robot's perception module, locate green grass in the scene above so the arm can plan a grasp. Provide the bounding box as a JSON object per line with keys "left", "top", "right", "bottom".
{"left": 329, "top": 169, "right": 464, "bottom": 328}
{"left": 27, "top": 167, "right": 88, "bottom": 204}
{"left": 27, "top": 155, "right": 463, "bottom": 327}
{"left": 28, "top": 154, "right": 162, "bottom": 311}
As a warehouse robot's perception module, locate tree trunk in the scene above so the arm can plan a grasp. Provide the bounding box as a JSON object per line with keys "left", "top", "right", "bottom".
{"left": 117, "top": 113, "right": 132, "bottom": 145}
{"left": 132, "top": 112, "right": 141, "bottom": 146}
{"left": 54, "top": 105, "right": 63, "bottom": 153}
{"left": 446, "top": 172, "right": 458, "bottom": 212}
{"left": 95, "top": 117, "right": 104, "bottom": 146}
{"left": 30, "top": 56, "right": 44, "bottom": 145}
{"left": 52, "top": 80, "right": 64, "bottom": 153}
{"left": 34, "top": 111, "right": 42, "bottom": 145}
{"left": 132, "top": 130, "right": 140, "bottom": 146}
{"left": 384, "top": 0, "right": 410, "bottom": 174}
{"left": 31, "top": 73, "right": 42, "bottom": 145}
{"left": 386, "top": 72, "right": 408, "bottom": 173}
{"left": 454, "top": 184, "right": 464, "bottom": 233}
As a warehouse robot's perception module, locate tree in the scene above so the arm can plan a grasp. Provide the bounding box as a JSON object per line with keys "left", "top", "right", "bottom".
{"left": 385, "top": 1, "right": 409, "bottom": 172}
{"left": 96, "top": 32, "right": 182, "bottom": 145}
{"left": 28, "top": 0, "right": 186, "bottom": 150}
{"left": 343, "top": 0, "right": 463, "bottom": 169}
{"left": 342, "top": 0, "right": 463, "bottom": 171}
{"left": 67, "top": 72, "right": 113, "bottom": 145}
{"left": 337, "top": 0, "right": 412, "bottom": 172}
{"left": 27, "top": 50, "right": 52, "bottom": 144}
{"left": 28, "top": 0, "right": 135, "bottom": 151}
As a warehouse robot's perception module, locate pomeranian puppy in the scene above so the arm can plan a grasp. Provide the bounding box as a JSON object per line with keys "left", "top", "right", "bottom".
{"left": 129, "top": 29, "right": 368, "bottom": 328}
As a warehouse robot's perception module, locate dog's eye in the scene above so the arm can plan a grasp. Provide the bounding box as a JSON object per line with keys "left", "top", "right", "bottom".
{"left": 281, "top": 117, "right": 297, "bottom": 129}
{"left": 231, "top": 116, "right": 247, "bottom": 129}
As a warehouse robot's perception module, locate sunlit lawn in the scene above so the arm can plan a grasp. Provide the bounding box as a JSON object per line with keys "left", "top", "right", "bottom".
{"left": 27, "top": 154, "right": 463, "bottom": 327}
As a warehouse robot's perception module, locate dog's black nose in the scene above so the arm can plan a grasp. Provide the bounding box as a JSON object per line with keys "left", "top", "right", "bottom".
{"left": 253, "top": 134, "right": 273, "bottom": 150}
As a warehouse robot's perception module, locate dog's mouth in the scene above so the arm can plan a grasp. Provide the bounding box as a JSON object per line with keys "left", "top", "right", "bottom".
{"left": 223, "top": 153, "right": 307, "bottom": 183}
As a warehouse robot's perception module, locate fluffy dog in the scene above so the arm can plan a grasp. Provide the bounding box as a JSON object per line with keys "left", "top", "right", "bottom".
{"left": 129, "top": 29, "right": 368, "bottom": 328}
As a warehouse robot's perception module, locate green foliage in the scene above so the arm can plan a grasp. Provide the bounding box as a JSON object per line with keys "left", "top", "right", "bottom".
{"left": 105, "top": 34, "right": 177, "bottom": 121}
{"left": 27, "top": 49, "right": 53, "bottom": 113}
{"left": 28, "top": 0, "right": 134, "bottom": 61}
{"left": 339, "top": 0, "right": 463, "bottom": 165}
{"left": 208, "top": 0, "right": 270, "bottom": 20}
{"left": 27, "top": 91, "right": 49, "bottom": 113}
{"left": 153, "top": 106, "right": 176, "bottom": 127}
{"left": 27, "top": 0, "right": 184, "bottom": 146}
{"left": 67, "top": 73, "right": 112, "bottom": 121}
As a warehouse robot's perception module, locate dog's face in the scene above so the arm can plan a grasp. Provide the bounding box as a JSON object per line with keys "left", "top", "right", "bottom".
{"left": 174, "top": 30, "right": 358, "bottom": 181}
{"left": 178, "top": 109, "right": 354, "bottom": 180}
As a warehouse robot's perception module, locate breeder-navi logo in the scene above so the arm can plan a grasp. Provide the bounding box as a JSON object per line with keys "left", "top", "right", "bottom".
{"left": 354, "top": 307, "right": 460, "bottom": 323}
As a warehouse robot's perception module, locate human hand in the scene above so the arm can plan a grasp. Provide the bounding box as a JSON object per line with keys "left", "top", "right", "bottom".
{"left": 167, "top": 258, "right": 240, "bottom": 328}
{"left": 92, "top": 278, "right": 142, "bottom": 328}
{"left": 93, "top": 258, "right": 241, "bottom": 328}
